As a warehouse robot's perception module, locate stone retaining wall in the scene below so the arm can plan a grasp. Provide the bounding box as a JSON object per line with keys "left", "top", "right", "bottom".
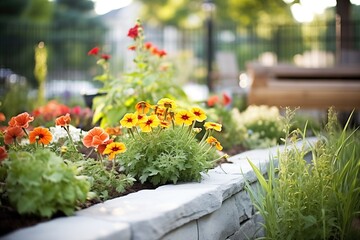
{"left": 2, "top": 138, "right": 316, "bottom": 240}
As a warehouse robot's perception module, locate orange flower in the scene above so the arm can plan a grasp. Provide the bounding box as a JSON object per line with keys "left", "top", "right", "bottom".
{"left": 103, "top": 142, "right": 127, "bottom": 160}
{"left": 8, "top": 117, "right": 16, "bottom": 127}
{"left": 190, "top": 107, "right": 207, "bottom": 122}
{"left": 55, "top": 113, "right": 71, "bottom": 127}
{"left": 139, "top": 115, "right": 160, "bottom": 132}
{"left": 97, "top": 139, "right": 114, "bottom": 155}
{"left": 135, "top": 101, "right": 151, "bottom": 114}
{"left": 4, "top": 126, "right": 24, "bottom": 145}
{"left": 174, "top": 110, "right": 195, "bottom": 126}
{"left": 207, "top": 95, "right": 219, "bottom": 107}
{"left": 29, "top": 127, "right": 53, "bottom": 145}
{"left": 0, "top": 146, "right": 8, "bottom": 162}
{"left": 82, "top": 127, "right": 109, "bottom": 148}
{"left": 11, "top": 112, "right": 34, "bottom": 128}
{"left": 206, "top": 136, "right": 223, "bottom": 151}
{"left": 0, "top": 112, "right": 5, "bottom": 122}
{"left": 204, "top": 122, "right": 222, "bottom": 132}
{"left": 105, "top": 127, "right": 122, "bottom": 136}
{"left": 159, "top": 120, "right": 170, "bottom": 129}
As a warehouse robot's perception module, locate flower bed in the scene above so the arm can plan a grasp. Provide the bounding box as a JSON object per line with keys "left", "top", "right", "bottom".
{"left": 1, "top": 138, "right": 317, "bottom": 240}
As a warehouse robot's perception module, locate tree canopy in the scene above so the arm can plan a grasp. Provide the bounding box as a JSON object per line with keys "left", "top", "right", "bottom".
{"left": 136, "top": 0, "right": 294, "bottom": 27}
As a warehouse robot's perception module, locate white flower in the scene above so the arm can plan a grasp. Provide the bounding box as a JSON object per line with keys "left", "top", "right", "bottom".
{"left": 49, "top": 125, "right": 86, "bottom": 143}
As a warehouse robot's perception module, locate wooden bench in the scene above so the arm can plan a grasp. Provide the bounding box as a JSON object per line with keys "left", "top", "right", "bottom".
{"left": 246, "top": 63, "right": 360, "bottom": 110}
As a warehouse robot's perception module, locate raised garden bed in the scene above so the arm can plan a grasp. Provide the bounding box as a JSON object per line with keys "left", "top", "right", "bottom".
{"left": 2, "top": 138, "right": 316, "bottom": 240}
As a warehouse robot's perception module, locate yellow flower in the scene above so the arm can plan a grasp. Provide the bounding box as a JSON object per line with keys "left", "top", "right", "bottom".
{"left": 120, "top": 113, "right": 138, "bottom": 128}
{"left": 139, "top": 115, "right": 160, "bottom": 132}
{"left": 135, "top": 112, "right": 147, "bottom": 124}
{"left": 174, "top": 110, "right": 195, "bottom": 126}
{"left": 103, "top": 142, "right": 127, "bottom": 160}
{"left": 206, "top": 136, "right": 223, "bottom": 151}
{"left": 135, "top": 101, "right": 151, "bottom": 114}
{"left": 204, "top": 122, "right": 222, "bottom": 132}
{"left": 157, "top": 98, "right": 176, "bottom": 109}
{"left": 190, "top": 107, "right": 207, "bottom": 122}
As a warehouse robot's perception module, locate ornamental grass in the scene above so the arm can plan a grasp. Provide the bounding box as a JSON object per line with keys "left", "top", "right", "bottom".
{"left": 245, "top": 108, "right": 360, "bottom": 239}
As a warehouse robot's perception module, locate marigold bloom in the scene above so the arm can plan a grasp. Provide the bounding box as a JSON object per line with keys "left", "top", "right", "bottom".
{"left": 0, "top": 112, "right": 5, "bottom": 122}
{"left": 190, "top": 107, "right": 207, "bottom": 122}
{"left": 82, "top": 127, "right": 109, "bottom": 148}
{"left": 144, "top": 42, "right": 153, "bottom": 49}
{"left": 206, "top": 136, "right": 223, "bottom": 151}
{"left": 29, "top": 127, "right": 53, "bottom": 145}
{"left": 135, "top": 113, "right": 147, "bottom": 124}
{"left": 207, "top": 95, "right": 219, "bottom": 107}
{"left": 97, "top": 139, "right": 114, "bottom": 155}
{"left": 105, "top": 127, "right": 122, "bottom": 136}
{"left": 120, "top": 113, "right": 138, "bottom": 128}
{"left": 4, "top": 126, "right": 24, "bottom": 145}
{"left": 135, "top": 101, "right": 151, "bottom": 114}
{"left": 12, "top": 112, "right": 34, "bottom": 128}
{"left": 204, "top": 122, "right": 222, "bottom": 132}
{"left": 0, "top": 146, "right": 8, "bottom": 162}
{"left": 55, "top": 113, "right": 71, "bottom": 127}
{"left": 159, "top": 120, "right": 170, "bottom": 129}
{"left": 103, "top": 142, "right": 127, "bottom": 160}
{"left": 157, "top": 98, "right": 176, "bottom": 109}
{"left": 139, "top": 115, "right": 160, "bottom": 132}
{"left": 88, "top": 47, "right": 100, "bottom": 55}
{"left": 127, "top": 24, "right": 139, "bottom": 39}
{"left": 175, "top": 110, "right": 195, "bottom": 126}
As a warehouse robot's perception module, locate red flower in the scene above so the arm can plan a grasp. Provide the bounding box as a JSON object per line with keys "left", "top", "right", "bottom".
{"left": 0, "top": 146, "right": 8, "bottom": 162}
{"left": 97, "top": 139, "right": 113, "bottom": 155}
{"left": 101, "top": 54, "right": 111, "bottom": 61}
{"left": 207, "top": 95, "right": 219, "bottom": 107}
{"left": 127, "top": 24, "right": 139, "bottom": 39}
{"left": 55, "top": 113, "right": 71, "bottom": 127}
{"left": 88, "top": 47, "right": 100, "bottom": 55}
{"left": 71, "top": 106, "right": 82, "bottom": 115}
{"left": 222, "top": 93, "right": 232, "bottom": 106}
{"left": 128, "top": 45, "right": 136, "bottom": 51}
{"left": 144, "top": 42, "right": 153, "bottom": 49}
{"left": 157, "top": 49, "right": 167, "bottom": 57}
{"left": 4, "top": 126, "right": 24, "bottom": 145}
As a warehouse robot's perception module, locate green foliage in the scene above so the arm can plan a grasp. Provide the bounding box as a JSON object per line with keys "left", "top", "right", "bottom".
{"left": 119, "top": 126, "right": 217, "bottom": 186}
{"left": 232, "top": 105, "right": 284, "bottom": 149}
{"left": 3, "top": 149, "right": 90, "bottom": 217}
{"left": 0, "top": 81, "right": 35, "bottom": 118}
{"left": 78, "top": 158, "right": 135, "bottom": 201}
{"left": 92, "top": 20, "right": 187, "bottom": 127}
{"left": 245, "top": 108, "right": 360, "bottom": 239}
{"left": 138, "top": 0, "right": 294, "bottom": 27}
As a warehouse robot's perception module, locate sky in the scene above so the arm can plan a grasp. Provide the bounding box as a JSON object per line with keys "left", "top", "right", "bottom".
{"left": 93, "top": 0, "right": 133, "bottom": 15}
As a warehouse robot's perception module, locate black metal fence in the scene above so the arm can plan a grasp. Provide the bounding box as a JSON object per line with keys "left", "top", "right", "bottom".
{"left": 0, "top": 18, "right": 359, "bottom": 89}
